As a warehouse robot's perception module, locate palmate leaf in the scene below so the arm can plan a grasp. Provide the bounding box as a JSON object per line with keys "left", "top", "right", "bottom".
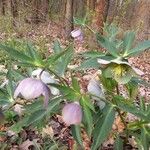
{"left": 96, "top": 33, "right": 119, "bottom": 57}
{"left": 91, "top": 104, "right": 115, "bottom": 150}
{"left": 124, "top": 40, "right": 150, "bottom": 57}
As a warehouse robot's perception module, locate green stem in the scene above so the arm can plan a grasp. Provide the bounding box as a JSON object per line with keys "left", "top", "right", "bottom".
{"left": 115, "top": 84, "right": 129, "bottom": 144}
{"left": 85, "top": 25, "right": 96, "bottom": 34}
{"left": 47, "top": 68, "right": 69, "bottom": 86}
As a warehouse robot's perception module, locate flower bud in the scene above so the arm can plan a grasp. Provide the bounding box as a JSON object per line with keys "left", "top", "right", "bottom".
{"left": 87, "top": 78, "right": 105, "bottom": 109}
{"left": 14, "top": 78, "right": 50, "bottom": 107}
{"left": 62, "top": 102, "right": 82, "bottom": 125}
{"left": 71, "top": 29, "right": 83, "bottom": 41}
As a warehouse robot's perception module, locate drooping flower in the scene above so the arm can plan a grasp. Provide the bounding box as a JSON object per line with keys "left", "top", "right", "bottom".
{"left": 87, "top": 78, "right": 106, "bottom": 109}
{"left": 97, "top": 58, "right": 144, "bottom": 84}
{"left": 62, "top": 102, "right": 82, "bottom": 125}
{"left": 31, "top": 68, "right": 59, "bottom": 95}
{"left": 14, "top": 78, "right": 51, "bottom": 107}
{"left": 71, "top": 28, "right": 83, "bottom": 41}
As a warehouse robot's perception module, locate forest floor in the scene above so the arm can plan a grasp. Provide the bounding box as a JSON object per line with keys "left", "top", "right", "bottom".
{"left": 0, "top": 21, "right": 150, "bottom": 150}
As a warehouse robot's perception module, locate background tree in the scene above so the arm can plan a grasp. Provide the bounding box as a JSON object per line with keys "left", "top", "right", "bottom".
{"left": 65, "top": 0, "right": 74, "bottom": 38}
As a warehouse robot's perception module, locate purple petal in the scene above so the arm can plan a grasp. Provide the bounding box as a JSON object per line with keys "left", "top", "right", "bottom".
{"left": 14, "top": 78, "right": 51, "bottom": 107}
{"left": 62, "top": 102, "right": 82, "bottom": 125}
{"left": 71, "top": 29, "right": 83, "bottom": 41}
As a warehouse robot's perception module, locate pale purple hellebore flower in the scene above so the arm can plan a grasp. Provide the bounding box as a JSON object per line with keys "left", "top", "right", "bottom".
{"left": 62, "top": 102, "right": 82, "bottom": 126}
{"left": 87, "top": 78, "right": 106, "bottom": 109}
{"left": 14, "top": 78, "right": 51, "bottom": 107}
{"left": 71, "top": 28, "right": 83, "bottom": 41}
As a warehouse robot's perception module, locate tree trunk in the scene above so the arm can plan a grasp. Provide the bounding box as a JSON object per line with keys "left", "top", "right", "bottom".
{"left": 65, "top": 0, "right": 74, "bottom": 38}
{"left": 89, "top": 0, "right": 96, "bottom": 10}
{"left": 131, "top": 0, "right": 150, "bottom": 41}
{"left": 94, "top": 0, "right": 109, "bottom": 33}
{"left": 10, "top": 0, "right": 18, "bottom": 26}
{"left": 0, "top": 0, "right": 6, "bottom": 15}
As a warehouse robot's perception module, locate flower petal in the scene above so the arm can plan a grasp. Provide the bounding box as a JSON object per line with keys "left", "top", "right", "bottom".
{"left": 87, "top": 78, "right": 105, "bottom": 109}
{"left": 14, "top": 78, "right": 51, "bottom": 107}
{"left": 62, "top": 102, "right": 82, "bottom": 125}
{"left": 132, "top": 67, "right": 144, "bottom": 76}
{"left": 97, "top": 59, "right": 111, "bottom": 64}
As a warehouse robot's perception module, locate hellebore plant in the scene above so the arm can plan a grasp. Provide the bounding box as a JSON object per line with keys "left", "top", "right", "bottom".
{"left": 14, "top": 78, "right": 51, "bottom": 107}
{"left": 0, "top": 23, "right": 150, "bottom": 150}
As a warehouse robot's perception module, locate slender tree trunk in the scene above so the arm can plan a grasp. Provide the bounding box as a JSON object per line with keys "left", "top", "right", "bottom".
{"left": 10, "top": 0, "right": 18, "bottom": 26}
{"left": 94, "top": 0, "right": 109, "bottom": 33}
{"left": 131, "top": 0, "right": 150, "bottom": 41}
{"left": 32, "top": 0, "right": 40, "bottom": 24}
{"left": 0, "top": 0, "right": 6, "bottom": 15}
{"left": 89, "top": 0, "right": 96, "bottom": 10}
{"left": 65, "top": 0, "right": 74, "bottom": 38}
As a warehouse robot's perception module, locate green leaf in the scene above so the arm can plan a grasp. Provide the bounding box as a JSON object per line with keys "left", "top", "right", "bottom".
{"left": 26, "top": 42, "right": 44, "bottom": 65}
{"left": 130, "top": 77, "right": 150, "bottom": 88}
{"left": 123, "top": 31, "right": 135, "bottom": 55}
{"left": 80, "top": 98, "right": 93, "bottom": 136}
{"left": 6, "top": 68, "right": 14, "bottom": 99}
{"left": 100, "top": 75, "right": 117, "bottom": 93}
{"left": 71, "top": 125, "right": 83, "bottom": 146}
{"left": 46, "top": 96, "right": 63, "bottom": 114}
{"left": 114, "top": 135, "right": 123, "bottom": 150}
{"left": 96, "top": 33, "right": 119, "bottom": 57}
{"left": 82, "top": 95, "right": 95, "bottom": 112}
{"left": 81, "top": 51, "right": 104, "bottom": 58}
{"left": 114, "top": 96, "right": 149, "bottom": 121}
{"left": 10, "top": 117, "right": 29, "bottom": 133}
{"left": 140, "top": 126, "right": 150, "bottom": 150}
{"left": 55, "top": 45, "right": 73, "bottom": 76}
{"left": 27, "top": 109, "right": 46, "bottom": 125}
{"left": 53, "top": 40, "right": 62, "bottom": 53}
{"left": 77, "top": 58, "right": 100, "bottom": 70}
{"left": 49, "top": 84, "right": 80, "bottom": 100}
{"left": 73, "top": 17, "right": 86, "bottom": 26}
{"left": 24, "top": 100, "right": 43, "bottom": 114}
{"left": 72, "top": 77, "right": 80, "bottom": 93}
{"left": 126, "top": 80, "right": 138, "bottom": 99}
{"left": 91, "top": 104, "right": 115, "bottom": 150}
{"left": 0, "top": 44, "right": 33, "bottom": 62}
{"left": 125, "top": 40, "right": 150, "bottom": 57}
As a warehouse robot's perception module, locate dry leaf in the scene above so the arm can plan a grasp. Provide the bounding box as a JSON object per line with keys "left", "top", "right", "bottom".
{"left": 42, "top": 125, "right": 54, "bottom": 138}
{"left": 19, "top": 139, "right": 39, "bottom": 150}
